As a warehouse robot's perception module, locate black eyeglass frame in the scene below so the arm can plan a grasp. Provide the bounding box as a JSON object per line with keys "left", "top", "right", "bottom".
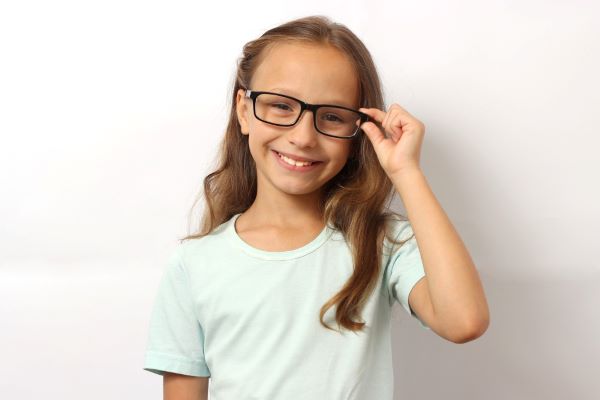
{"left": 243, "top": 89, "right": 370, "bottom": 139}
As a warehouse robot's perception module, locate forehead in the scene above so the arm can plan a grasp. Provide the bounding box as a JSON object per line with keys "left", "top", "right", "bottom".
{"left": 250, "top": 41, "right": 359, "bottom": 107}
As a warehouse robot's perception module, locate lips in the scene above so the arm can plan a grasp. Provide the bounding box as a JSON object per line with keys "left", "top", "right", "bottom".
{"left": 273, "top": 150, "right": 321, "bottom": 163}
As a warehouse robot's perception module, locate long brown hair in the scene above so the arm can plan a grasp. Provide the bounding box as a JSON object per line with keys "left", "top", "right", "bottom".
{"left": 180, "top": 15, "right": 412, "bottom": 334}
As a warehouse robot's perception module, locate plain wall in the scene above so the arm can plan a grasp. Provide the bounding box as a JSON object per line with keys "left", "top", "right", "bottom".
{"left": 1, "top": 0, "right": 598, "bottom": 399}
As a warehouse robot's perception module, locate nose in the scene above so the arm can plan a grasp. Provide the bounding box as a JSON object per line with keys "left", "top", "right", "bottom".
{"left": 287, "top": 108, "right": 319, "bottom": 148}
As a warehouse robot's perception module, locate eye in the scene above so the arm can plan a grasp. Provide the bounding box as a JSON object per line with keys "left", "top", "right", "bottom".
{"left": 271, "top": 103, "right": 293, "bottom": 111}
{"left": 322, "top": 113, "right": 344, "bottom": 123}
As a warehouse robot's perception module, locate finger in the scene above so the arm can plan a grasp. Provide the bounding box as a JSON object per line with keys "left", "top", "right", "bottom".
{"left": 383, "top": 108, "right": 402, "bottom": 138}
{"left": 384, "top": 108, "right": 400, "bottom": 132}
{"left": 391, "top": 112, "right": 404, "bottom": 134}
{"left": 359, "top": 107, "right": 387, "bottom": 123}
{"left": 381, "top": 109, "right": 391, "bottom": 131}
{"left": 388, "top": 115, "right": 404, "bottom": 141}
{"left": 360, "top": 120, "right": 386, "bottom": 145}
{"left": 388, "top": 103, "right": 418, "bottom": 125}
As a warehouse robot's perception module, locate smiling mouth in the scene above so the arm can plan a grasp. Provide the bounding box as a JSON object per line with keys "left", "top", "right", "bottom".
{"left": 273, "top": 150, "right": 322, "bottom": 166}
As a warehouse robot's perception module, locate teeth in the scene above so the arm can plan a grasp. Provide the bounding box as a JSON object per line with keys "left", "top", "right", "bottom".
{"left": 277, "top": 152, "right": 314, "bottom": 166}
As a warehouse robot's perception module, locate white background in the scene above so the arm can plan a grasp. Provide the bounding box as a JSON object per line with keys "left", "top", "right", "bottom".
{"left": 1, "top": 0, "right": 598, "bottom": 399}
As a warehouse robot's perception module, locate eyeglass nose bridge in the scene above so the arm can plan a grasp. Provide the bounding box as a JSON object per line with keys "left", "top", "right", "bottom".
{"left": 293, "top": 101, "right": 321, "bottom": 127}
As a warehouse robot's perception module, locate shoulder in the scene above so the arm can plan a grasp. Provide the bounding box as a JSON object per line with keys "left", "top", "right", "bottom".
{"left": 179, "top": 219, "right": 232, "bottom": 256}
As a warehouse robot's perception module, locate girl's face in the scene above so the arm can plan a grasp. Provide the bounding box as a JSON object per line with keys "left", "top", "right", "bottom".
{"left": 235, "top": 41, "right": 359, "bottom": 198}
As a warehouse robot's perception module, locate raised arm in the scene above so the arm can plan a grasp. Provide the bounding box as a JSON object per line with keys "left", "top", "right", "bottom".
{"left": 360, "top": 105, "right": 490, "bottom": 343}
{"left": 164, "top": 372, "right": 209, "bottom": 400}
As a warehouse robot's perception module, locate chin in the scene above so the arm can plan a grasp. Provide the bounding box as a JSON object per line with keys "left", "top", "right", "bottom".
{"left": 274, "top": 180, "right": 324, "bottom": 196}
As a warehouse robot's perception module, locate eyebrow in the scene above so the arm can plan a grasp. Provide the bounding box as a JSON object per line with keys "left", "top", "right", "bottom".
{"left": 267, "top": 87, "right": 354, "bottom": 108}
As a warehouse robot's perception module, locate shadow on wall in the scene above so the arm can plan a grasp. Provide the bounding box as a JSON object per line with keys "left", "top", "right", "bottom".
{"left": 390, "top": 269, "right": 600, "bottom": 400}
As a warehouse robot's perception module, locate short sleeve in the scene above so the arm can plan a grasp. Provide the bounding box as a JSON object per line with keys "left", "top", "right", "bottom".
{"left": 383, "top": 218, "right": 431, "bottom": 330}
{"left": 143, "top": 247, "right": 211, "bottom": 377}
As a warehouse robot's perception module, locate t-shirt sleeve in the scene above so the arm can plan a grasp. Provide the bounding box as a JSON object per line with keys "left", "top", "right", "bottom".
{"left": 143, "top": 246, "right": 211, "bottom": 377}
{"left": 383, "top": 218, "right": 431, "bottom": 330}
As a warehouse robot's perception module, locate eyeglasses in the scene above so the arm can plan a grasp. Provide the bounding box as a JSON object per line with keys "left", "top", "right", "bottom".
{"left": 243, "top": 89, "right": 369, "bottom": 139}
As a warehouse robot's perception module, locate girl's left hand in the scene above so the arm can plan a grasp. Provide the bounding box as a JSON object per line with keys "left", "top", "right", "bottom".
{"left": 358, "top": 103, "right": 425, "bottom": 178}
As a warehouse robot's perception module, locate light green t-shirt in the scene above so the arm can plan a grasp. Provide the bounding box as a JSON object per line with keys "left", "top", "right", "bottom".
{"left": 143, "top": 213, "right": 430, "bottom": 399}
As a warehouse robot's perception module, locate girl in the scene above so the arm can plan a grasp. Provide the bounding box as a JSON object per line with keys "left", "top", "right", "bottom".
{"left": 143, "top": 15, "right": 489, "bottom": 400}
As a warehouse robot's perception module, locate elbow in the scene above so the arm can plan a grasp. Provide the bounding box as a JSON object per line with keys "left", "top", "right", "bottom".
{"left": 451, "top": 315, "right": 490, "bottom": 344}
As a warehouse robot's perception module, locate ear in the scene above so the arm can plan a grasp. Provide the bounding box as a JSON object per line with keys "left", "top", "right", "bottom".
{"left": 236, "top": 88, "right": 250, "bottom": 135}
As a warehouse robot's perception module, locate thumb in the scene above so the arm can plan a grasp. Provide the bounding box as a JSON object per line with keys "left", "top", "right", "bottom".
{"left": 361, "top": 121, "right": 386, "bottom": 147}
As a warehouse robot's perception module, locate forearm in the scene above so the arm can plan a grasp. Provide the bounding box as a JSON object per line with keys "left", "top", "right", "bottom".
{"left": 391, "top": 168, "right": 489, "bottom": 335}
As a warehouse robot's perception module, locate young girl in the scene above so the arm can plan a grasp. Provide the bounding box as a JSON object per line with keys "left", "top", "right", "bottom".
{"left": 143, "top": 15, "right": 489, "bottom": 400}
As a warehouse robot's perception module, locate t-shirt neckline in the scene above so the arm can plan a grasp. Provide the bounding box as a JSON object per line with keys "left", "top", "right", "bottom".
{"left": 227, "top": 213, "right": 333, "bottom": 260}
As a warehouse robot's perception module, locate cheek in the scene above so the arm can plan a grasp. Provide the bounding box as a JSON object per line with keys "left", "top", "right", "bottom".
{"left": 246, "top": 129, "right": 276, "bottom": 158}
{"left": 332, "top": 143, "right": 352, "bottom": 165}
